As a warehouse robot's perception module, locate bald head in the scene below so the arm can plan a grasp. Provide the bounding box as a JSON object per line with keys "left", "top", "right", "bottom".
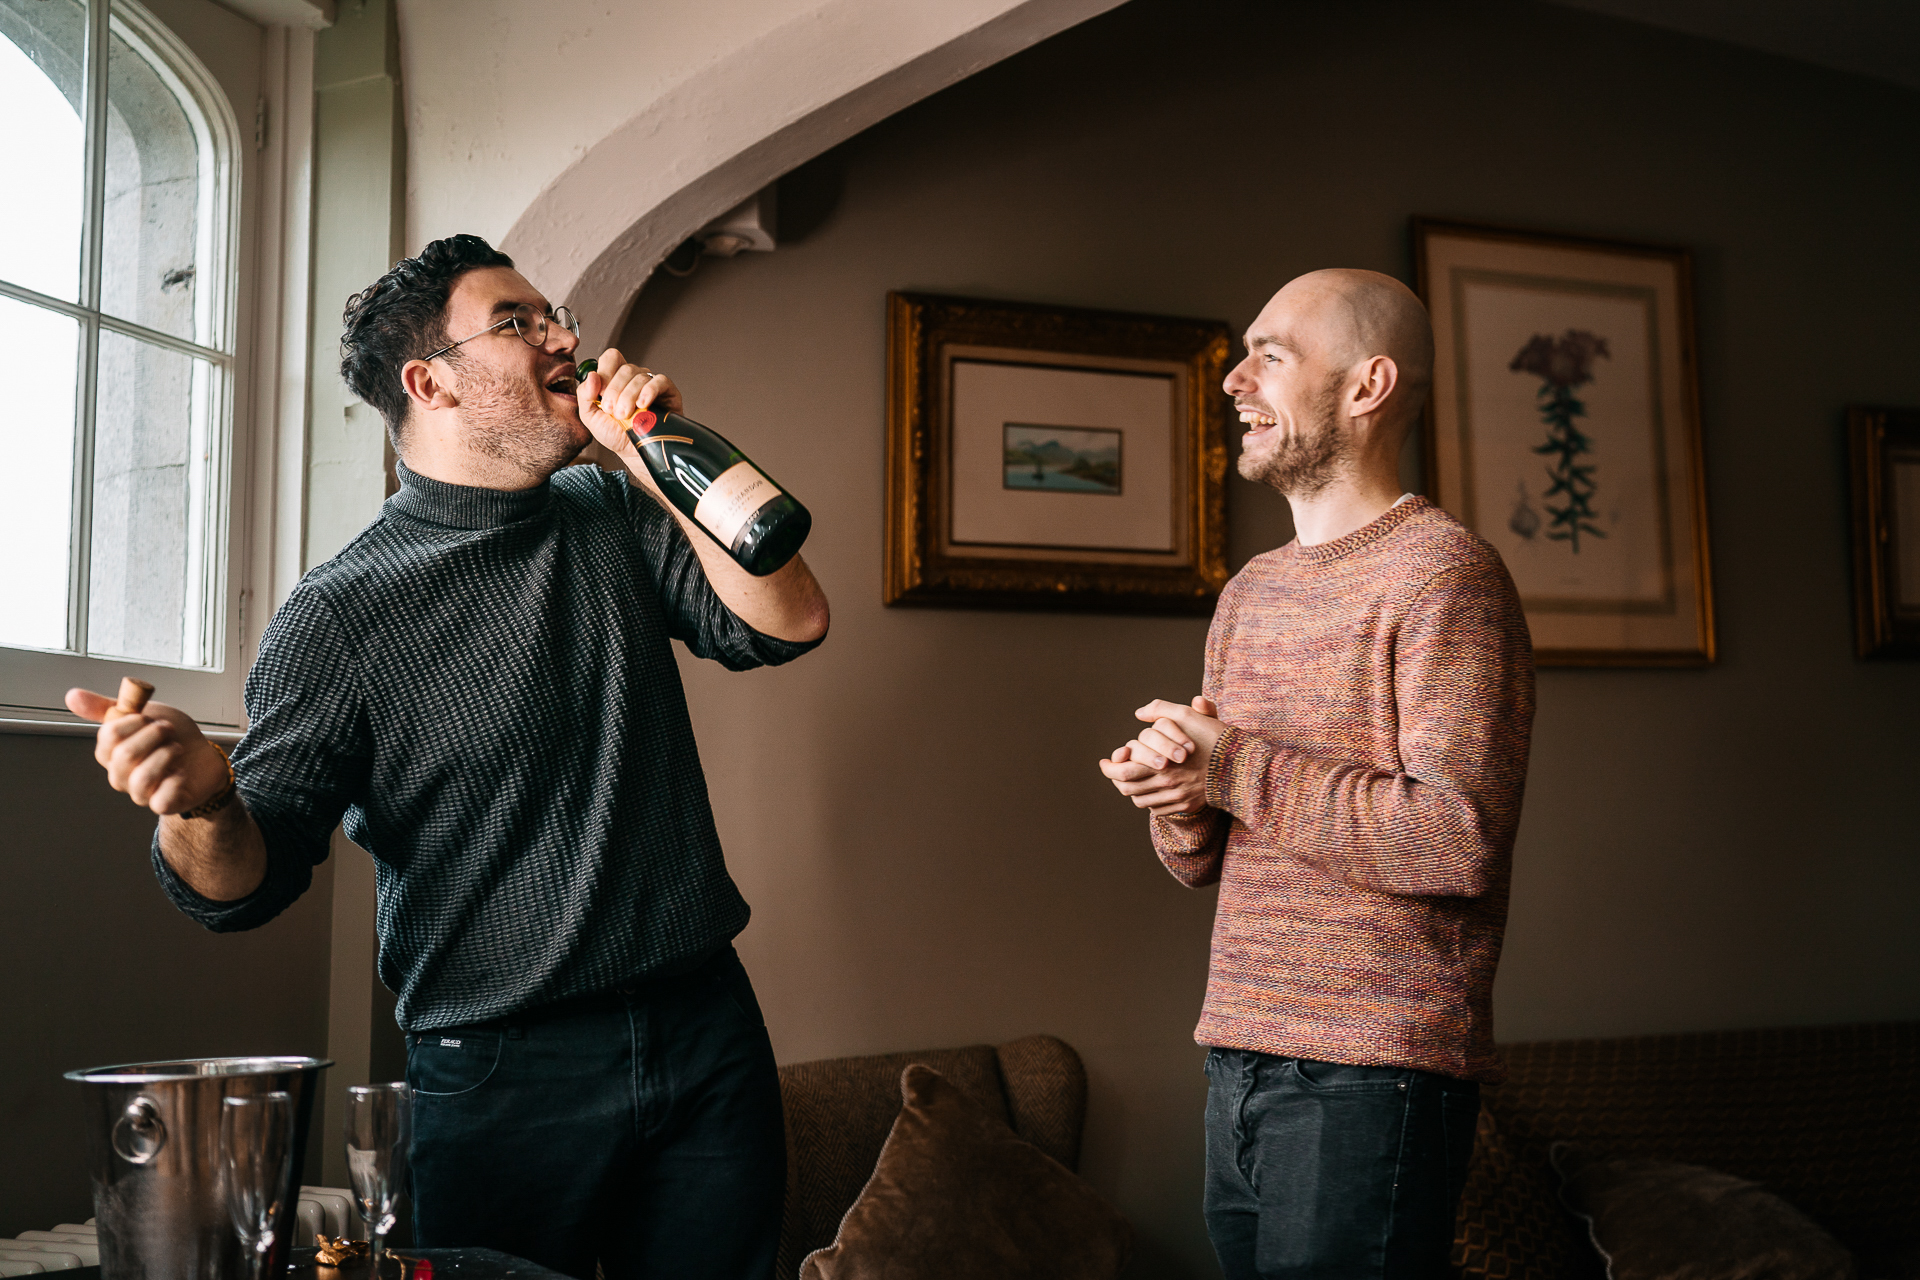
{"left": 1226, "top": 268, "right": 1436, "bottom": 500}
{"left": 1255, "top": 268, "right": 1433, "bottom": 436}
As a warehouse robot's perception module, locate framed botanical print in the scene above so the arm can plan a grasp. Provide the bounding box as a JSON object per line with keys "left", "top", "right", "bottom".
{"left": 1848, "top": 405, "right": 1920, "bottom": 659}
{"left": 1414, "top": 218, "right": 1716, "bottom": 666}
{"left": 884, "top": 292, "right": 1230, "bottom": 612}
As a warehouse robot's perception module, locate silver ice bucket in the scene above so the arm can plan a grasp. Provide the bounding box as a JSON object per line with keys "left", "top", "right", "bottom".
{"left": 65, "top": 1056, "right": 331, "bottom": 1280}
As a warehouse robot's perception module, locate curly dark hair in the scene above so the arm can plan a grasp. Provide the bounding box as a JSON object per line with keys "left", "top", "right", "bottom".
{"left": 339, "top": 234, "right": 516, "bottom": 445}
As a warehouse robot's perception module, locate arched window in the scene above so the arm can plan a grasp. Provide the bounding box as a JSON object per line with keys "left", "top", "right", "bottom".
{"left": 0, "top": 0, "right": 239, "bottom": 673}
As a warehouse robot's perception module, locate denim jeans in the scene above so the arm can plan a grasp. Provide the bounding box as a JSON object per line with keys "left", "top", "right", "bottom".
{"left": 406, "top": 946, "right": 785, "bottom": 1279}
{"left": 1202, "top": 1048, "right": 1479, "bottom": 1280}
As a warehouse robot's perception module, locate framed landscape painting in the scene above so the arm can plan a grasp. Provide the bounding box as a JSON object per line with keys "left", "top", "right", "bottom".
{"left": 1848, "top": 405, "right": 1920, "bottom": 659}
{"left": 884, "top": 292, "right": 1230, "bottom": 612}
{"left": 1415, "top": 219, "right": 1716, "bottom": 665}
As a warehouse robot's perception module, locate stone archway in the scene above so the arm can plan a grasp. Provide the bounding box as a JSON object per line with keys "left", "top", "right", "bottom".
{"left": 490, "top": 0, "right": 1127, "bottom": 349}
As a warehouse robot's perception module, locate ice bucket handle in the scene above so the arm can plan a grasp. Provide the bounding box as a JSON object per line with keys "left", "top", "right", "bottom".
{"left": 111, "top": 1096, "right": 167, "bottom": 1164}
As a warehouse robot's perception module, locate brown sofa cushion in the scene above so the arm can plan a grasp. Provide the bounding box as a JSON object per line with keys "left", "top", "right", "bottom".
{"left": 777, "top": 1036, "right": 1087, "bottom": 1274}
{"left": 1454, "top": 1104, "right": 1600, "bottom": 1280}
{"left": 1491, "top": 1023, "right": 1920, "bottom": 1262}
{"left": 781, "top": 1043, "right": 1012, "bottom": 1269}
{"left": 1552, "top": 1144, "right": 1855, "bottom": 1280}
{"left": 799, "top": 1064, "right": 1131, "bottom": 1280}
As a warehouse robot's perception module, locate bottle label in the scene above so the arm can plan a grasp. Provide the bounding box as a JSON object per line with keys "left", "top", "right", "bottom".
{"left": 695, "top": 461, "right": 782, "bottom": 547}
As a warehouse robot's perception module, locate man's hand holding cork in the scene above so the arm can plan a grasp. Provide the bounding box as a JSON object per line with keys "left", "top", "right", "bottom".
{"left": 65, "top": 679, "right": 267, "bottom": 901}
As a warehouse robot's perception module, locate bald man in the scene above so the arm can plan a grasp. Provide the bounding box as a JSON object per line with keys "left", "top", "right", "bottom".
{"left": 1101, "top": 270, "right": 1534, "bottom": 1278}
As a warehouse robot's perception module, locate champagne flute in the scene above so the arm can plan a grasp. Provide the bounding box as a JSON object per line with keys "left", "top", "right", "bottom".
{"left": 345, "top": 1083, "right": 412, "bottom": 1272}
{"left": 221, "top": 1091, "right": 295, "bottom": 1280}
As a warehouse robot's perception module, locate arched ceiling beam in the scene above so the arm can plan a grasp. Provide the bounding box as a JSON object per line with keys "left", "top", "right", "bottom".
{"left": 492, "top": 0, "right": 1126, "bottom": 349}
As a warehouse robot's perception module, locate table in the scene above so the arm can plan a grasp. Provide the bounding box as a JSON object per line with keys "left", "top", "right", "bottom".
{"left": 60, "top": 1246, "right": 573, "bottom": 1279}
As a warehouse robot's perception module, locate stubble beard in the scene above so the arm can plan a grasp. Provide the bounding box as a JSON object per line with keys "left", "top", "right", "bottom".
{"left": 1236, "top": 371, "right": 1352, "bottom": 499}
{"left": 456, "top": 361, "right": 589, "bottom": 479}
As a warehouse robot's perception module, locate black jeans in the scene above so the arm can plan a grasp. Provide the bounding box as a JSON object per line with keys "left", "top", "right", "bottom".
{"left": 1202, "top": 1048, "right": 1479, "bottom": 1280}
{"left": 406, "top": 947, "right": 785, "bottom": 1279}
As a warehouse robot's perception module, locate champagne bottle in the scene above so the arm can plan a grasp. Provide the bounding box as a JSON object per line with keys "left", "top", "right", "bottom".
{"left": 580, "top": 359, "right": 812, "bottom": 577}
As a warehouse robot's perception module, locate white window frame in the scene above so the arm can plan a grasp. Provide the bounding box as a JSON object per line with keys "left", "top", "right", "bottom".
{"left": 0, "top": 0, "right": 313, "bottom": 740}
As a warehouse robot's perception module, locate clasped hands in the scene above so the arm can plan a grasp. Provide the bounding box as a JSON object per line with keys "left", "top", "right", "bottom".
{"left": 1098, "top": 697, "right": 1224, "bottom": 818}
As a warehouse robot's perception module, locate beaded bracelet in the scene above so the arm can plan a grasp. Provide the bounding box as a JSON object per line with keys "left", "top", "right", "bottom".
{"left": 181, "top": 743, "right": 238, "bottom": 820}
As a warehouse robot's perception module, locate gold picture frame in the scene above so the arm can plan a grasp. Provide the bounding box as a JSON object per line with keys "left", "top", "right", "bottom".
{"left": 1414, "top": 218, "right": 1716, "bottom": 666}
{"left": 884, "top": 292, "right": 1230, "bottom": 612}
{"left": 1847, "top": 405, "right": 1920, "bottom": 659}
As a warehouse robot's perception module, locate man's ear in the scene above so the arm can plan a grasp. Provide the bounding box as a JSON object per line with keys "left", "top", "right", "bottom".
{"left": 400, "top": 358, "right": 458, "bottom": 413}
{"left": 1348, "top": 355, "right": 1400, "bottom": 421}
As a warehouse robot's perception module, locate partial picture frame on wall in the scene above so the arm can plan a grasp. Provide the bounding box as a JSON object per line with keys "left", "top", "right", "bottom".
{"left": 1414, "top": 218, "right": 1716, "bottom": 666}
{"left": 884, "top": 292, "right": 1231, "bottom": 613}
{"left": 1847, "top": 406, "right": 1920, "bottom": 659}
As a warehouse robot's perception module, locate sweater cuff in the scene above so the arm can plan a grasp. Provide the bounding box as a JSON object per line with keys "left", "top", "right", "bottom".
{"left": 1150, "top": 808, "right": 1220, "bottom": 851}
{"left": 150, "top": 832, "right": 271, "bottom": 923}
{"left": 742, "top": 622, "right": 824, "bottom": 666}
{"left": 1205, "top": 725, "right": 1277, "bottom": 822}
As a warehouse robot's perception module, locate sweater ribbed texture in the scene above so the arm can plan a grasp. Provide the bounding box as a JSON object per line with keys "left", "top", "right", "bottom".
{"left": 1151, "top": 497, "right": 1534, "bottom": 1082}
{"left": 153, "top": 461, "right": 818, "bottom": 1031}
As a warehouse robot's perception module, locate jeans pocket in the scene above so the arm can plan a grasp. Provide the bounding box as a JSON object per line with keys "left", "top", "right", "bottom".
{"left": 715, "top": 956, "right": 767, "bottom": 1029}
{"left": 1290, "top": 1057, "right": 1409, "bottom": 1093}
{"left": 407, "top": 1030, "right": 504, "bottom": 1097}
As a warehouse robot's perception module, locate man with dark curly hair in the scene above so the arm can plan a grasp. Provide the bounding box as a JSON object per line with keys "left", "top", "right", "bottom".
{"left": 66, "top": 234, "right": 829, "bottom": 1278}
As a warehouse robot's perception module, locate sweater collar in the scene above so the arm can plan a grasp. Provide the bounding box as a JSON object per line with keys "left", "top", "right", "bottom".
{"left": 388, "top": 460, "right": 553, "bottom": 530}
{"left": 1293, "top": 495, "right": 1431, "bottom": 565}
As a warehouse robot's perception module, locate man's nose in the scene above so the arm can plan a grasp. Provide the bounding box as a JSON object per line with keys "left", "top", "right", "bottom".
{"left": 1222, "top": 359, "right": 1253, "bottom": 394}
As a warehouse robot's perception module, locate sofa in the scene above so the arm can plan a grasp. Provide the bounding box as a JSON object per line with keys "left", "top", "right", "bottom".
{"left": 774, "top": 1022, "right": 1918, "bottom": 1279}
{"left": 1454, "top": 1020, "right": 1920, "bottom": 1278}
{"left": 775, "top": 1034, "right": 1089, "bottom": 1276}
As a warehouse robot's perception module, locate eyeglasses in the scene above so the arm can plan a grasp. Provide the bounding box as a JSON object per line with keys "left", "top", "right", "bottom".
{"left": 423, "top": 303, "right": 580, "bottom": 363}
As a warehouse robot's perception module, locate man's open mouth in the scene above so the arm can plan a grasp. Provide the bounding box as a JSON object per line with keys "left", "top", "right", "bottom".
{"left": 1237, "top": 404, "right": 1278, "bottom": 427}
{"left": 544, "top": 370, "right": 579, "bottom": 396}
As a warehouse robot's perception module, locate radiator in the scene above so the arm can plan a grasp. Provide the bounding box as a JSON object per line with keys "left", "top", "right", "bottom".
{"left": 1, "top": 1188, "right": 359, "bottom": 1274}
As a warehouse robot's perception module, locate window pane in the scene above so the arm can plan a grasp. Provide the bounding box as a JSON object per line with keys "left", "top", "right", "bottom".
{"left": 101, "top": 8, "right": 213, "bottom": 346}
{"left": 88, "top": 328, "right": 222, "bottom": 665}
{"left": 0, "top": 296, "right": 80, "bottom": 651}
{"left": 0, "top": 0, "right": 87, "bottom": 303}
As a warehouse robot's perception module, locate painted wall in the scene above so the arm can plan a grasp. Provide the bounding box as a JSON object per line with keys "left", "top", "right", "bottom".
{"left": 0, "top": 735, "right": 336, "bottom": 1238}
{"left": 608, "top": 0, "right": 1920, "bottom": 1274}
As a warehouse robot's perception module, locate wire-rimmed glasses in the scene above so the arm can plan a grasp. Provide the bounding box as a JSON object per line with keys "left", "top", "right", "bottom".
{"left": 422, "top": 303, "right": 579, "bottom": 363}
{"left": 221, "top": 1091, "right": 295, "bottom": 1280}
{"left": 345, "top": 1082, "right": 412, "bottom": 1272}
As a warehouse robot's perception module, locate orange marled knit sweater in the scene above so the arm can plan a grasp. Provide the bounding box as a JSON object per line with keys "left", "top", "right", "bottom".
{"left": 1151, "top": 496, "right": 1533, "bottom": 1083}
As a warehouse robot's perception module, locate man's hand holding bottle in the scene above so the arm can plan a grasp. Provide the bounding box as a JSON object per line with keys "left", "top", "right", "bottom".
{"left": 575, "top": 347, "right": 680, "bottom": 463}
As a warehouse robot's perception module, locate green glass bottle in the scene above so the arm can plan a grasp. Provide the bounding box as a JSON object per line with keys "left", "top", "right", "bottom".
{"left": 581, "top": 360, "right": 812, "bottom": 576}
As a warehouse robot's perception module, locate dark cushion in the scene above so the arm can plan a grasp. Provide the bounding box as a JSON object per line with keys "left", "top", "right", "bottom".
{"left": 1492, "top": 1023, "right": 1920, "bottom": 1260}
{"left": 1453, "top": 1105, "right": 1601, "bottom": 1279}
{"left": 1552, "top": 1144, "right": 1855, "bottom": 1280}
{"left": 798, "top": 1064, "right": 1131, "bottom": 1280}
{"left": 779, "top": 1043, "right": 1012, "bottom": 1270}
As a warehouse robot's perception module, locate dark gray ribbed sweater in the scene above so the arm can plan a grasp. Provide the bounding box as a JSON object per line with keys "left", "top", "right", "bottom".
{"left": 153, "top": 461, "right": 818, "bottom": 1031}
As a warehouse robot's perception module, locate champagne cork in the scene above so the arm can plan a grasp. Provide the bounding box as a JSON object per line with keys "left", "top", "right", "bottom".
{"left": 106, "top": 677, "right": 155, "bottom": 723}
